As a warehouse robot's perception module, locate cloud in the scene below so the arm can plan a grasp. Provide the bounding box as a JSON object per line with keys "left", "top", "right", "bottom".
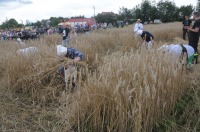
{"left": 18, "top": 0, "right": 32, "bottom": 4}
{"left": 0, "top": 0, "right": 32, "bottom": 4}
{"left": 0, "top": 0, "right": 15, "bottom": 4}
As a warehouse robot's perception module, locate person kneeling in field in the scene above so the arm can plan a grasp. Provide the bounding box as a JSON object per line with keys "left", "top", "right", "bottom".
{"left": 57, "top": 45, "right": 84, "bottom": 89}
{"left": 158, "top": 44, "right": 194, "bottom": 68}
{"left": 136, "top": 30, "right": 155, "bottom": 50}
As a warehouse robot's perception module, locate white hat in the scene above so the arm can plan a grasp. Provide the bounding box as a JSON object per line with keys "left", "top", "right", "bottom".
{"left": 136, "top": 30, "right": 143, "bottom": 35}
{"left": 57, "top": 45, "right": 67, "bottom": 57}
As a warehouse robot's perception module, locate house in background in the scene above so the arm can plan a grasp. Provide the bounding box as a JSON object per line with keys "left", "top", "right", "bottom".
{"left": 67, "top": 18, "right": 96, "bottom": 28}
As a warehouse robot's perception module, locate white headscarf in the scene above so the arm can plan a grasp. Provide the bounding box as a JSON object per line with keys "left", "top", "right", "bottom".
{"left": 57, "top": 45, "right": 67, "bottom": 57}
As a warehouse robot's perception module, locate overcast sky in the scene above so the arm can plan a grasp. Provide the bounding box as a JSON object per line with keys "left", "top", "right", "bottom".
{"left": 0, "top": 0, "right": 197, "bottom": 24}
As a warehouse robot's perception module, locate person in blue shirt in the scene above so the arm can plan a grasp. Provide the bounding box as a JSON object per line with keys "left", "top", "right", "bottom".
{"left": 57, "top": 45, "right": 84, "bottom": 87}
{"left": 65, "top": 47, "right": 84, "bottom": 61}
{"left": 57, "top": 45, "right": 84, "bottom": 61}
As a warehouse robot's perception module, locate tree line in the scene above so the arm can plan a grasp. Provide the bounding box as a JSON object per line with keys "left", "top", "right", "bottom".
{"left": 95, "top": 0, "right": 196, "bottom": 24}
{"left": 0, "top": 17, "right": 65, "bottom": 30}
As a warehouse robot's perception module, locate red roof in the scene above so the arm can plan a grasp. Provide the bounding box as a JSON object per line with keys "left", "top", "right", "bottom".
{"left": 67, "top": 18, "right": 96, "bottom": 26}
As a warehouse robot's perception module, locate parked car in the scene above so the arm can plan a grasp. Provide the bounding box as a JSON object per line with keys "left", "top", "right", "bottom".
{"left": 154, "top": 19, "right": 162, "bottom": 24}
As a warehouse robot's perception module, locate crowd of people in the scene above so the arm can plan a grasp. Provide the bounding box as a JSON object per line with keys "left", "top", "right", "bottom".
{"left": 0, "top": 27, "right": 58, "bottom": 41}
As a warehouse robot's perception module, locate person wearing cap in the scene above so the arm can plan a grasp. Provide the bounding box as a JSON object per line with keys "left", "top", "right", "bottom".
{"left": 158, "top": 44, "right": 194, "bottom": 67}
{"left": 136, "top": 30, "right": 154, "bottom": 49}
{"left": 134, "top": 19, "right": 143, "bottom": 33}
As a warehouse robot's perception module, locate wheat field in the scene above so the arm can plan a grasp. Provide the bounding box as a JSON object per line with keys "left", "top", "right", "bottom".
{"left": 0, "top": 22, "right": 199, "bottom": 131}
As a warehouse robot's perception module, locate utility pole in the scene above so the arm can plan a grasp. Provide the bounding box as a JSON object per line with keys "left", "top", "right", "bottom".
{"left": 93, "top": 6, "right": 95, "bottom": 18}
{"left": 6, "top": 17, "right": 8, "bottom": 29}
{"left": 20, "top": 19, "right": 24, "bottom": 28}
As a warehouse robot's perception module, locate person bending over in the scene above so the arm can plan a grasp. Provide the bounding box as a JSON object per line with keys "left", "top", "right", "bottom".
{"left": 136, "top": 30, "right": 154, "bottom": 49}
{"left": 158, "top": 44, "right": 194, "bottom": 68}
{"left": 57, "top": 45, "right": 84, "bottom": 88}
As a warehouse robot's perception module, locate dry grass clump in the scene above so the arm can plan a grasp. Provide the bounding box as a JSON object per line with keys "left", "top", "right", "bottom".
{"left": 0, "top": 41, "right": 67, "bottom": 103}
{"left": 43, "top": 34, "right": 61, "bottom": 46}
{"left": 173, "top": 37, "right": 188, "bottom": 44}
{"left": 155, "top": 62, "right": 200, "bottom": 131}
{"left": 145, "top": 22, "right": 182, "bottom": 42}
{"left": 60, "top": 48, "right": 188, "bottom": 131}
{"left": 69, "top": 30, "right": 139, "bottom": 72}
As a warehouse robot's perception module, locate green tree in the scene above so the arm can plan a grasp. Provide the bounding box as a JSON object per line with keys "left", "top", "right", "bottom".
{"left": 157, "top": 0, "right": 179, "bottom": 22}
{"left": 7, "top": 18, "right": 18, "bottom": 28}
{"left": 0, "top": 18, "right": 19, "bottom": 29}
{"left": 118, "top": 7, "right": 133, "bottom": 21}
{"left": 140, "top": 0, "right": 153, "bottom": 22}
{"left": 197, "top": 0, "right": 200, "bottom": 12}
{"left": 49, "top": 17, "right": 63, "bottom": 27}
{"left": 95, "top": 12, "right": 116, "bottom": 24}
{"left": 149, "top": 5, "right": 159, "bottom": 20}
{"left": 132, "top": 1, "right": 159, "bottom": 23}
{"left": 133, "top": 5, "right": 142, "bottom": 21}
{"left": 33, "top": 21, "right": 42, "bottom": 27}
{"left": 179, "top": 5, "right": 194, "bottom": 21}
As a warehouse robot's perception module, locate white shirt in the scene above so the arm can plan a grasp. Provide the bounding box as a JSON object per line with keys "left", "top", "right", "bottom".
{"left": 162, "top": 44, "right": 194, "bottom": 57}
{"left": 183, "top": 44, "right": 194, "bottom": 57}
{"left": 134, "top": 23, "right": 143, "bottom": 32}
{"left": 63, "top": 29, "right": 66, "bottom": 37}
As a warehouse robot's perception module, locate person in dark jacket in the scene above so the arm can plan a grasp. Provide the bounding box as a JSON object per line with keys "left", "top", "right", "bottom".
{"left": 182, "top": 15, "right": 192, "bottom": 40}
{"left": 136, "top": 30, "right": 154, "bottom": 49}
{"left": 187, "top": 12, "right": 200, "bottom": 63}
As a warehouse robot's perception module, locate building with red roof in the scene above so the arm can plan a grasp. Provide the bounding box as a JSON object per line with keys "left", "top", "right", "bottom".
{"left": 67, "top": 18, "right": 96, "bottom": 28}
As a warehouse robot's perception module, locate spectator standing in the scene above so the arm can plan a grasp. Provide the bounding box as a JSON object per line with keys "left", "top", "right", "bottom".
{"left": 62, "top": 24, "right": 70, "bottom": 47}
{"left": 134, "top": 19, "right": 143, "bottom": 33}
{"left": 182, "top": 15, "right": 192, "bottom": 40}
{"left": 187, "top": 12, "right": 200, "bottom": 63}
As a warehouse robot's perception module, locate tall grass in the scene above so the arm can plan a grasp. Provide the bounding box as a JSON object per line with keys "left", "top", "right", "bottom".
{"left": 0, "top": 22, "right": 192, "bottom": 131}
{"left": 59, "top": 48, "right": 188, "bottom": 131}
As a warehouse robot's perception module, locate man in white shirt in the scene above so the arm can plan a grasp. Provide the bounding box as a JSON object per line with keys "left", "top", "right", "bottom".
{"left": 134, "top": 19, "right": 143, "bottom": 33}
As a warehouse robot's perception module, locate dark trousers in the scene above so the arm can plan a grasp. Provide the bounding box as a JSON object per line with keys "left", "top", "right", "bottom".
{"left": 183, "top": 29, "right": 189, "bottom": 40}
